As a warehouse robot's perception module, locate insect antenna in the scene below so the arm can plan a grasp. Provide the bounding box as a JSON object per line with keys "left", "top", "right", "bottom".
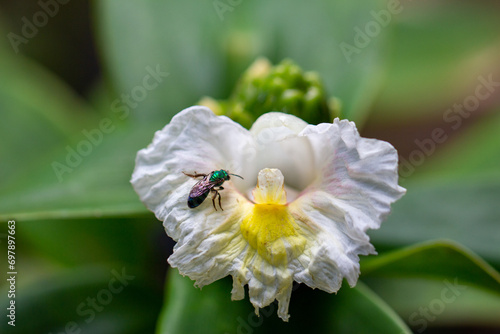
{"left": 230, "top": 173, "right": 244, "bottom": 180}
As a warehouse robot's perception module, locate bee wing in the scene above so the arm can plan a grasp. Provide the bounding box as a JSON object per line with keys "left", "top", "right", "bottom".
{"left": 189, "top": 178, "right": 215, "bottom": 198}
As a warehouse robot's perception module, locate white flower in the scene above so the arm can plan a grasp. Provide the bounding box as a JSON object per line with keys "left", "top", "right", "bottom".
{"left": 131, "top": 106, "right": 406, "bottom": 321}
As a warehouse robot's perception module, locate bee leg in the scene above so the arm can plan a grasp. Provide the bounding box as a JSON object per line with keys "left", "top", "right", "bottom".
{"left": 210, "top": 187, "right": 225, "bottom": 211}
{"left": 183, "top": 171, "right": 207, "bottom": 179}
{"left": 218, "top": 190, "right": 223, "bottom": 211}
{"left": 211, "top": 189, "right": 219, "bottom": 211}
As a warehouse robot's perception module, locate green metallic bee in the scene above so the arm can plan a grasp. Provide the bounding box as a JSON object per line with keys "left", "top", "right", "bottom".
{"left": 183, "top": 169, "right": 243, "bottom": 211}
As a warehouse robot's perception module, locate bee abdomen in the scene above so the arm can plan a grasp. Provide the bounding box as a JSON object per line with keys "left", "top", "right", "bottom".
{"left": 188, "top": 195, "right": 207, "bottom": 208}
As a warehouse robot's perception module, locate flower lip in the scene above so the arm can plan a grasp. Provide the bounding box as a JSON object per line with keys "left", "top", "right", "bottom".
{"left": 250, "top": 112, "right": 308, "bottom": 137}
{"left": 235, "top": 112, "right": 316, "bottom": 201}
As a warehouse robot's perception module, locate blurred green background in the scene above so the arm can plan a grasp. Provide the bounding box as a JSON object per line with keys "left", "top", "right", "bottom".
{"left": 0, "top": 0, "right": 499, "bottom": 333}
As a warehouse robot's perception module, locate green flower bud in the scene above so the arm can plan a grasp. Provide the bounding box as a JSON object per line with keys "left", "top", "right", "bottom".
{"left": 199, "top": 57, "right": 341, "bottom": 128}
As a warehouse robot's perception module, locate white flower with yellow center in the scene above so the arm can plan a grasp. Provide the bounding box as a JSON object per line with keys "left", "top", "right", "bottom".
{"left": 131, "top": 106, "right": 406, "bottom": 321}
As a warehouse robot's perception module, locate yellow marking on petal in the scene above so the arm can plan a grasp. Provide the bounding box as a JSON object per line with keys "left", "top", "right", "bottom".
{"left": 241, "top": 204, "right": 305, "bottom": 266}
{"left": 241, "top": 169, "right": 306, "bottom": 266}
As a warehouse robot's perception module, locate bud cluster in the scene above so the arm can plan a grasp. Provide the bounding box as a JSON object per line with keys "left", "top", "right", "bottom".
{"left": 199, "top": 58, "right": 339, "bottom": 128}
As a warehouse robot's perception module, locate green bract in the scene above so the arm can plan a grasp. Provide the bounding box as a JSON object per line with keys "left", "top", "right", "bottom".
{"left": 200, "top": 58, "right": 340, "bottom": 128}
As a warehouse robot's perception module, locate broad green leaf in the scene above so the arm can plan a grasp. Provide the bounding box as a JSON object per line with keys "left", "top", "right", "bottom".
{"left": 0, "top": 22, "right": 127, "bottom": 221}
{"left": 95, "top": 0, "right": 388, "bottom": 125}
{"left": 0, "top": 265, "right": 161, "bottom": 334}
{"left": 320, "top": 282, "right": 411, "bottom": 334}
{"left": 370, "top": 177, "right": 500, "bottom": 267}
{"left": 0, "top": 43, "right": 96, "bottom": 190}
{"left": 361, "top": 241, "right": 500, "bottom": 331}
{"left": 0, "top": 124, "right": 153, "bottom": 221}
{"left": 361, "top": 240, "right": 500, "bottom": 294}
{"left": 156, "top": 270, "right": 253, "bottom": 334}
{"left": 365, "top": 278, "right": 500, "bottom": 331}
{"left": 371, "top": 2, "right": 500, "bottom": 122}
{"left": 157, "top": 270, "right": 411, "bottom": 333}
{"left": 414, "top": 110, "right": 500, "bottom": 181}
{"left": 0, "top": 43, "right": 156, "bottom": 221}
{"left": 16, "top": 216, "right": 165, "bottom": 267}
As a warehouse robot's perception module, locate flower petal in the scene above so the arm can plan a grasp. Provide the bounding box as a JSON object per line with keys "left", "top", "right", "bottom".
{"left": 170, "top": 168, "right": 306, "bottom": 321}
{"left": 245, "top": 112, "right": 315, "bottom": 193}
{"left": 167, "top": 190, "right": 297, "bottom": 321}
{"left": 250, "top": 112, "right": 308, "bottom": 138}
{"left": 286, "top": 118, "right": 406, "bottom": 292}
{"left": 301, "top": 118, "right": 406, "bottom": 230}
{"left": 131, "top": 106, "right": 251, "bottom": 239}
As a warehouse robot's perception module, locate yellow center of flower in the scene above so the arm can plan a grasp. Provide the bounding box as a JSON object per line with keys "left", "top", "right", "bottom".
{"left": 240, "top": 169, "right": 306, "bottom": 266}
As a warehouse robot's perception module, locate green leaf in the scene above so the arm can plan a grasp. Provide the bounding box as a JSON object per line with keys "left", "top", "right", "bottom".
{"left": 0, "top": 265, "right": 161, "bottom": 334}
{"left": 16, "top": 217, "right": 164, "bottom": 267}
{"left": 372, "top": 2, "right": 500, "bottom": 122}
{"left": 0, "top": 124, "right": 153, "bottom": 221}
{"left": 0, "top": 23, "right": 143, "bottom": 222}
{"left": 156, "top": 270, "right": 253, "bottom": 334}
{"left": 361, "top": 240, "right": 500, "bottom": 294}
{"left": 414, "top": 111, "right": 500, "bottom": 181}
{"left": 95, "top": 0, "right": 388, "bottom": 125}
{"left": 0, "top": 46, "right": 96, "bottom": 190}
{"left": 322, "top": 282, "right": 412, "bottom": 334}
{"left": 370, "top": 178, "right": 500, "bottom": 267}
{"left": 361, "top": 241, "right": 500, "bottom": 331}
{"left": 157, "top": 270, "right": 411, "bottom": 333}
{"left": 364, "top": 279, "right": 500, "bottom": 330}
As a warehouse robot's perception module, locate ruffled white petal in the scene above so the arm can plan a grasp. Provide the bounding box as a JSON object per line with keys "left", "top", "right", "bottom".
{"left": 243, "top": 113, "right": 315, "bottom": 196}
{"left": 301, "top": 118, "right": 405, "bottom": 230}
{"left": 287, "top": 118, "right": 406, "bottom": 291}
{"left": 131, "top": 106, "right": 251, "bottom": 239}
{"left": 131, "top": 108, "right": 405, "bottom": 322}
